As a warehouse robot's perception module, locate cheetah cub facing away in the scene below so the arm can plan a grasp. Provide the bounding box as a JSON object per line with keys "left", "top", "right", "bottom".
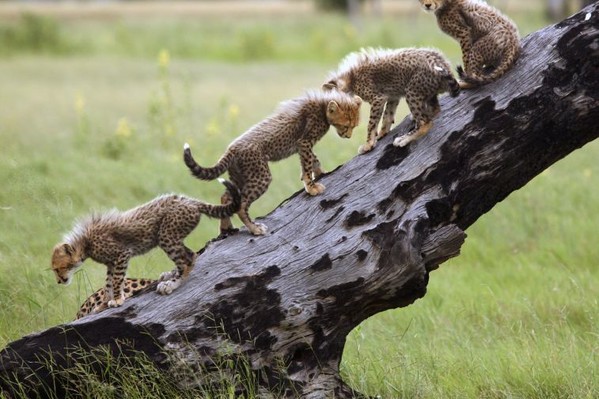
{"left": 183, "top": 90, "right": 361, "bottom": 236}
{"left": 323, "top": 47, "right": 459, "bottom": 151}
{"left": 52, "top": 179, "right": 241, "bottom": 308}
{"left": 418, "top": 0, "right": 520, "bottom": 88}
{"left": 76, "top": 278, "right": 156, "bottom": 319}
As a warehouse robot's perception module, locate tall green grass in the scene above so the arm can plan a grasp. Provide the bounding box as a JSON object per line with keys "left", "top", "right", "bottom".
{"left": 0, "top": 6, "right": 597, "bottom": 398}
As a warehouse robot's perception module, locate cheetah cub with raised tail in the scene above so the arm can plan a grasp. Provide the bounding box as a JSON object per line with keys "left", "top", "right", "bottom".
{"left": 183, "top": 90, "right": 361, "bottom": 236}
{"left": 418, "top": 0, "right": 520, "bottom": 88}
{"left": 51, "top": 179, "right": 241, "bottom": 308}
{"left": 323, "top": 47, "right": 460, "bottom": 151}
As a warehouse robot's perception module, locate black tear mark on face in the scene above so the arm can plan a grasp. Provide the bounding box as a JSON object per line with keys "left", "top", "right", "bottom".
{"left": 376, "top": 143, "right": 410, "bottom": 170}
{"left": 310, "top": 254, "right": 333, "bottom": 272}
{"left": 214, "top": 265, "right": 281, "bottom": 291}
{"left": 344, "top": 210, "right": 375, "bottom": 228}
{"left": 319, "top": 193, "right": 348, "bottom": 209}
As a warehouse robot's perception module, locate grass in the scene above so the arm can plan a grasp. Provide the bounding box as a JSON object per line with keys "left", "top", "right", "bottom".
{"left": 0, "top": 2, "right": 597, "bottom": 398}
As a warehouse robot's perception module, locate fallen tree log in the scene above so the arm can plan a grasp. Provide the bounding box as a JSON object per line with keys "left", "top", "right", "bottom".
{"left": 1, "top": 4, "right": 598, "bottom": 398}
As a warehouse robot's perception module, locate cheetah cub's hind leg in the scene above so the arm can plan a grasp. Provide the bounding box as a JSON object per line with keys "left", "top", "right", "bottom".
{"left": 378, "top": 98, "right": 400, "bottom": 139}
{"left": 234, "top": 155, "right": 272, "bottom": 236}
{"left": 156, "top": 249, "right": 197, "bottom": 295}
{"left": 393, "top": 120, "right": 433, "bottom": 148}
{"left": 156, "top": 209, "right": 200, "bottom": 295}
{"left": 393, "top": 87, "right": 435, "bottom": 148}
{"left": 218, "top": 190, "right": 239, "bottom": 237}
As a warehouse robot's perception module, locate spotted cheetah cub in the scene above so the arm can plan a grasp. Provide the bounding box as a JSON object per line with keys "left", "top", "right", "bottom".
{"left": 52, "top": 179, "right": 241, "bottom": 308}
{"left": 76, "top": 278, "right": 156, "bottom": 319}
{"left": 418, "top": 0, "right": 520, "bottom": 88}
{"left": 183, "top": 90, "right": 361, "bottom": 236}
{"left": 323, "top": 47, "right": 459, "bottom": 151}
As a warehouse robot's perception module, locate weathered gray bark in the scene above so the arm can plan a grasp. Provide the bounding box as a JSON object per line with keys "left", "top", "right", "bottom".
{"left": 1, "top": 5, "right": 598, "bottom": 398}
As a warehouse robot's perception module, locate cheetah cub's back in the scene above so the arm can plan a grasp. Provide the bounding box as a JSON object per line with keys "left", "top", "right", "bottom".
{"left": 324, "top": 47, "right": 460, "bottom": 151}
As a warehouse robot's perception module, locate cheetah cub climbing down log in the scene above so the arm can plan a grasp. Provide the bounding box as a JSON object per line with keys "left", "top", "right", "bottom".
{"left": 183, "top": 90, "right": 361, "bottom": 236}
{"left": 418, "top": 0, "right": 520, "bottom": 88}
{"left": 323, "top": 47, "right": 460, "bottom": 151}
{"left": 51, "top": 179, "right": 241, "bottom": 308}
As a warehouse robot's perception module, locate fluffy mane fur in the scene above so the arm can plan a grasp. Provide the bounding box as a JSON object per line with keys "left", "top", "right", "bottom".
{"left": 327, "top": 47, "right": 445, "bottom": 81}
{"left": 275, "top": 89, "right": 361, "bottom": 117}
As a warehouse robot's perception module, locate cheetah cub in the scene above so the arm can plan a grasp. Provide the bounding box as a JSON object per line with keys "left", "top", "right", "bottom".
{"left": 76, "top": 278, "right": 156, "bottom": 319}
{"left": 52, "top": 179, "right": 241, "bottom": 308}
{"left": 418, "top": 0, "right": 520, "bottom": 88}
{"left": 323, "top": 47, "right": 459, "bottom": 151}
{"left": 183, "top": 90, "right": 362, "bottom": 236}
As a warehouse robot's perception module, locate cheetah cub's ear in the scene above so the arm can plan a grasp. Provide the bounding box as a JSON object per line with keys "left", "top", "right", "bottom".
{"left": 353, "top": 95, "right": 362, "bottom": 106}
{"left": 326, "top": 100, "right": 340, "bottom": 115}
{"left": 322, "top": 80, "right": 338, "bottom": 91}
{"left": 59, "top": 243, "right": 75, "bottom": 256}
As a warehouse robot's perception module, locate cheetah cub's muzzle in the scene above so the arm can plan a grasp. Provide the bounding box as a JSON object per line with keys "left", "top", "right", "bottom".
{"left": 419, "top": 0, "right": 439, "bottom": 12}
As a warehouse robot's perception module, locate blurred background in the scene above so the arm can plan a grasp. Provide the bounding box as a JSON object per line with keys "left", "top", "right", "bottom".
{"left": 0, "top": 1, "right": 597, "bottom": 398}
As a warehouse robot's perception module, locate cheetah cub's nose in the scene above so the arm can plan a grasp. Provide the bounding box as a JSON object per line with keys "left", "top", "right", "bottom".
{"left": 424, "top": 3, "right": 432, "bottom": 10}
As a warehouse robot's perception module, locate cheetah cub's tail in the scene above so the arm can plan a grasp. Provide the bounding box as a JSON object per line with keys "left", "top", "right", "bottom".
{"left": 183, "top": 143, "right": 233, "bottom": 180}
{"left": 457, "top": 39, "right": 520, "bottom": 87}
{"left": 434, "top": 65, "right": 461, "bottom": 98}
{"left": 196, "top": 178, "right": 242, "bottom": 219}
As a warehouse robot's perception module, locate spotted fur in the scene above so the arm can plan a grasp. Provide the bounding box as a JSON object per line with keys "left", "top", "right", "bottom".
{"left": 52, "top": 180, "right": 241, "bottom": 307}
{"left": 183, "top": 90, "right": 361, "bottom": 236}
{"left": 76, "top": 278, "right": 156, "bottom": 319}
{"left": 324, "top": 47, "right": 459, "bottom": 150}
{"left": 418, "top": 0, "right": 520, "bottom": 88}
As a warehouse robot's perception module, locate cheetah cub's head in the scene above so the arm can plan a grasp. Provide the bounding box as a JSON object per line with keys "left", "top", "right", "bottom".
{"left": 418, "top": 0, "right": 445, "bottom": 12}
{"left": 326, "top": 95, "right": 362, "bottom": 139}
{"left": 51, "top": 243, "right": 83, "bottom": 285}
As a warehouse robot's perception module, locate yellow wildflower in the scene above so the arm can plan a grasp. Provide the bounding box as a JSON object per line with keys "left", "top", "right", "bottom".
{"left": 115, "top": 117, "right": 132, "bottom": 138}
{"left": 74, "top": 93, "right": 85, "bottom": 114}
{"left": 158, "top": 49, "right": 170, "bottom": 69}
{"left": 228, "top": 104, "right": 240, "bottom": 119}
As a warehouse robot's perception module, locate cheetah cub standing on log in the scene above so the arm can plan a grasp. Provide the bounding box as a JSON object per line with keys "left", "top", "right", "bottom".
{"left": 418, "top": 0, "right": 520, "bottom": 88}
{"left": 51, "top": 179, "right": 241, "bottom": 308}
{"left": 323, "top": 47, "right": 460, "bottom": 151}
{"left": 183, "top": 90, "right": 362, "bottom": 236}
{"left": 76, "top": 278, "right": 156, "bottom": 319}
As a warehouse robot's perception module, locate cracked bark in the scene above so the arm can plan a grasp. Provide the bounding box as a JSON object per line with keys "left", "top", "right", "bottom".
{"left": 1, "top": 5, "right": 598, "bottom": 398}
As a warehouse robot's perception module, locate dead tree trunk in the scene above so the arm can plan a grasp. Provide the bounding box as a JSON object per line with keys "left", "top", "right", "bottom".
{"left": 1, "top": 5, "right": 598, "bottom": 398}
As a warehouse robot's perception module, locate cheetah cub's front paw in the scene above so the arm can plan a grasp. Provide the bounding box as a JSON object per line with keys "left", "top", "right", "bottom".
{"left": 305, "top": 182, "right": 326, "bottom": 196}
{"left": 393, "top": 134, "right": 413, "bottom": 148}
{"left": 107, "top": 297, "right": 125, "bottom": 308}
{"left": 159, "top": 270, "right": 178, "bottom": 282}
{"left": 156, "top": 278, "right": 182, "bottom": 295}
{"left": 358, "top": 142, "right": 374, "bottom": 154}
{"left": 248, "top": 222, "right": 268, "bottom": 236}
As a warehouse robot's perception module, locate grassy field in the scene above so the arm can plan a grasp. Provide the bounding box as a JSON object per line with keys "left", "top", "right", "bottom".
{"left": 0, "top": 2, "right": 597, "bottom": 398}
